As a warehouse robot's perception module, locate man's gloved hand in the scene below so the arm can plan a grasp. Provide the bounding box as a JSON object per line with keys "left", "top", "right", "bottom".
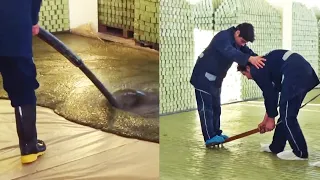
{"left": 32, "top": 24, "right": 40, "bottom": 36}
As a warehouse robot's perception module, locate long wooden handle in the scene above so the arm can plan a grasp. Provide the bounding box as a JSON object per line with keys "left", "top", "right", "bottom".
{"left": 223, "top": 128, "right": 260, "bottom": 143}
{"left": 222, "top": 92, "right": 320, "bottom": 144}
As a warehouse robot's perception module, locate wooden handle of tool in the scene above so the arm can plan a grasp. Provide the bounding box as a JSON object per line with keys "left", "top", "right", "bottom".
{"left": 221, "top": 93, "right": 320, "bottom": 144}
{"left": 224, "top": 128, "right": 260, "bottom": 143}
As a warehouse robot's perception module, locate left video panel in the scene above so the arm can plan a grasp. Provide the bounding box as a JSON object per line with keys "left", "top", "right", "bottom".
{"left": 0, "top": 0, "right": 160, "bottom": 179}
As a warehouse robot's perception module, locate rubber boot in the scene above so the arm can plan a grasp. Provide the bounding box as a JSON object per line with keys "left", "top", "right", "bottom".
{"left": 14, "top": 105, "right": 46, "bottom": 164}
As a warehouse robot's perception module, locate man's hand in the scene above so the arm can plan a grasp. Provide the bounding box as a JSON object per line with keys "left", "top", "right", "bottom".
{"left": 249, "top": 56, "right": 266, "bottom": 69}
{"left": 32, "top": 24, "right": 40, "bottom": 36}
{"left": 258, "top": 120, "right": 267, "bottom": 134}
{"left": 265, "top": 118, "right": 275, "bottom": 131}
{"left": 258, "top": 113, "right": 275, "bottom": 133}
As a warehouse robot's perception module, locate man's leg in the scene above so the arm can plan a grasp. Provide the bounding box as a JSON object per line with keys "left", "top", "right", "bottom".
{"left": 277, "top": 92, "right": 308, "bottom": 160}
{"left": 268, "top": 118, "right": 287, "bottom": 153}
{"left": 0, "top": 56, "right": 46, "bottom": 164}
{"left": 211, "top": 87, "right": 227, "bottom": 139}
{"left": 195, "top": 89, "right": 224, "bottom": 145}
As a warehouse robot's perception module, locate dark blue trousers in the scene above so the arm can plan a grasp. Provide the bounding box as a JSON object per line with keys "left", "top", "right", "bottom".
{"left": 0, "top": 56, "right": 39, "bottom": 107}
{"left": 269, "top": 91, "right": 308, "bottom": 158}
{"left": 195, "top": 87, "right": 222, "bottom": 142}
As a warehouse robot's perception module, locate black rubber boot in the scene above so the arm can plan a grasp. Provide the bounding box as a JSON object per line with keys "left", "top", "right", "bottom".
{"left": 14, "top": 105, "right": 46, "bottom": 164}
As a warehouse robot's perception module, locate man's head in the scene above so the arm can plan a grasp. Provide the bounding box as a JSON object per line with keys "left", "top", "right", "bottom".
{"left": 234, "top": 23, "right": 255, "bottom": 47}
{"left": 237, "top": 62, "right": 253, "bottom": 79}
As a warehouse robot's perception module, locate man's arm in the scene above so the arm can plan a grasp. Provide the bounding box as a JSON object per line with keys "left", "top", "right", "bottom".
{"left": 251, "top": 68, "right": 279, "bottom": 118}
{"left": 31, "top": 0, "right": 43, "bottom": 25}
{"left": 212, "top": 34, "right": 250, "bottom": 66}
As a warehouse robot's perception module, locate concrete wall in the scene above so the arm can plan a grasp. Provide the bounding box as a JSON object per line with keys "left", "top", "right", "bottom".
{"left": 69, "top": 0, "right": 98, "bottom": 31}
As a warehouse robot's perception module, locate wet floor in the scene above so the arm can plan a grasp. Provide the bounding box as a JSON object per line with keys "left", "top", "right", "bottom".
{"left": 0, "top": 33, "right": 159, "bottom": 143}
{"left": 160, "top": 89, "right": 320, "bottom": 180}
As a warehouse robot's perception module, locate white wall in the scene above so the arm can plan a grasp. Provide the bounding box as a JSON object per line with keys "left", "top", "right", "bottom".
{"left": 68, "top": 0, "right": 98, "bottom": 32}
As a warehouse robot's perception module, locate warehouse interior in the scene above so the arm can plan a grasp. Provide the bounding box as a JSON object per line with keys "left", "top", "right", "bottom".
{"left": 0, "top": 0, "right": 159, "bottom": 179}
{"left": 160, "top": 0, "right": 320, "bottom": 179}
{"left": 159, "top": 0, "right": 320, "bottom": 115}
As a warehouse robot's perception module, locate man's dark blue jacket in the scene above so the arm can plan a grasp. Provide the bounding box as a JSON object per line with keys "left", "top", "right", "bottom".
{"left": 190, "top": 26, "right": 257, "bottom": 93}
{"left": 0, "top": 0, "right": 42, "bottom": 58}
{"left": 251, "top": 49, "right": 320, "bottom": 118}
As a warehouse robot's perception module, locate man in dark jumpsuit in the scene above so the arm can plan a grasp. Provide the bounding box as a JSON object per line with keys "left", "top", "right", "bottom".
{"left": 0, "top": 0, "right": 45, "bottom": 164}
{"left": 237, "top": 49, "right": 319, "bottom": 160}
{"left": 190, "top": 23, "right": 266, "bottom": 147}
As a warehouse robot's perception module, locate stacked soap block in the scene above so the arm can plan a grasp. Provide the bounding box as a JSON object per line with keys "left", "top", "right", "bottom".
{"left": 312, "top": 7, "right": 320, "bottom": 19}
{"left": 292, "top": 3, "right": 319, "bottom": 77}
{"left": 214, "top": 0, "right": 282, "bottom": 102}
{"left": 312, "top": 7, "right": 320, "bottom": 78}
{"left": 134, "top": 0, "right": 159, "bottom": 43}
{"left": 125, "top": 0, "right": 135, "bottom": 30}
{"left": 159, "top": 0, "right": 194, "bottom": 114}
{"left": 193, "top": 0, "right": 223, "bottom": 30}
{"left": 98, "top": 0, "right": 134, "bottom": 30}
{"left": 38, "top": 0, "right": 70, "bottom": 32}
{"left": 319, "top": 20, "right": 320, "bottom": 77}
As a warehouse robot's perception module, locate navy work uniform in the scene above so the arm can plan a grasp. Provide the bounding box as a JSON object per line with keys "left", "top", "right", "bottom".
{"left": 190, "top": 26, "right": 257, "bottom": 144}
{"left": 251, "top": 49, "right": 319, "bottom": 158}
{"left": 0, "top": 0, "right": 45, "bottom": 163}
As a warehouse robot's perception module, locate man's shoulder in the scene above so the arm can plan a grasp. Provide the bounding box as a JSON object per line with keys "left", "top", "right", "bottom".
{"left": 216, "top": 27, "right": 233, "bottom": 35}
{"left": 213, "top": 29, "right": 233, "bottom": 43}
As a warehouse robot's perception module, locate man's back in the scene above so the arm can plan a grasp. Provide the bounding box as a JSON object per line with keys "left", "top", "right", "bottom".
{"left": 257, "top": 49, "right": 287, "bottom": 89}
{"left": 0, "top": 0, "right": 33, "bottom": 57}
{"left": 251, "top": 49, "right": 319, "bottom": 102}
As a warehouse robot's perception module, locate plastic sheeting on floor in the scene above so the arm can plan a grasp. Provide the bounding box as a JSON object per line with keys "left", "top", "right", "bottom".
{"left": 0, "top": 100, "right": 159, "bottom": 180}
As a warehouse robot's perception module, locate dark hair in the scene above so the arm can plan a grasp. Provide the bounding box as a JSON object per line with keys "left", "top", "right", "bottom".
{"left": 236, "top": 23, "right": 255, "bottom": 42}
{"left": 237, "top": 62, "right": 253, "bottom": 72}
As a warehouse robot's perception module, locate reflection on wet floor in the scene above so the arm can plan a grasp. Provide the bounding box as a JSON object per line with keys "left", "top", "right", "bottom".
{"left": 0, "top": 33, "right": 159, "bottom": 143}
{"left": 160, "top": 89, "right": 320, "bottom": 180}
